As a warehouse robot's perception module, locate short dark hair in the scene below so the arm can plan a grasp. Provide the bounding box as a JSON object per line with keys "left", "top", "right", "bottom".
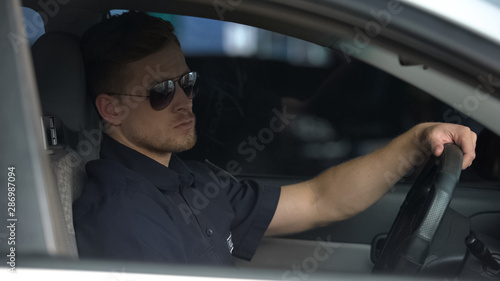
{"left": 81, "top": 11, "right": 181, "bottom": 101}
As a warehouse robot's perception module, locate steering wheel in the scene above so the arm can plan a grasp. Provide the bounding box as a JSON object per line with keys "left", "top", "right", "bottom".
{"left": 373, "top": 143, "right": 463, "bottom": 274}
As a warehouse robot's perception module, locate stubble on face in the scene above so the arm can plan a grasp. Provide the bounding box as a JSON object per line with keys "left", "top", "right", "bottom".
{"left": 121, "top": 113, "right": 197, "bottom": 155}
{"left": 112, "top": 43, "right": 198, "bottom": 158}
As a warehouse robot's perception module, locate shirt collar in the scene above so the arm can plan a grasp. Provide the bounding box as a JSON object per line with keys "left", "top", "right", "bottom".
{"left": 99, "top": 134, "right": 195, "bottom": 191}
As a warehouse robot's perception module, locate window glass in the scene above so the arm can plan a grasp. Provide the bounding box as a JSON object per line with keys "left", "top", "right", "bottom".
{"left": 117, "top": 11, "right": 499, "bottom": 186}
{"left": 22, "top": 7, "right": 45, "bottom": 46}
{"left": 163, "top": 14, "right": 331, "bottom": 67}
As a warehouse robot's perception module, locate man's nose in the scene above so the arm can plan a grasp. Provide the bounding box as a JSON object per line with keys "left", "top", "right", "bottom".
{"left": 170, "top": 82, "right": 193, "bottom": 112}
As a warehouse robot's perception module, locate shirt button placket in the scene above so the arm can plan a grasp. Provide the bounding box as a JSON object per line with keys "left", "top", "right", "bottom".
{"left": 206, "top": 228, "right": 214, "bottom": 237}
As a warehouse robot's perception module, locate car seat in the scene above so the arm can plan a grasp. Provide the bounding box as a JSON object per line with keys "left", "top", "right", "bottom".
{"left": 32, "top": 32, "right": 101, "bottom": 257}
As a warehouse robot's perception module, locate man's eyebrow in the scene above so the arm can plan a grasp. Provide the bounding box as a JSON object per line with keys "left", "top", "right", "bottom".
{"left": 147, "top": 71, "right": 192, "bottom": 87}
{"left": 146, "top": 76, "right": 166, "bottom": 87}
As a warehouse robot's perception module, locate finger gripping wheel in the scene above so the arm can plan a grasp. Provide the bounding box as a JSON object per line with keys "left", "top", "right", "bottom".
{"left": 373, "top": 143, "right": 464, "bottom": 274}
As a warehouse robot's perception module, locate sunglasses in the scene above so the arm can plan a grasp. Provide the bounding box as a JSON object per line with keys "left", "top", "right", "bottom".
{"left": 107, "top": 71, "right": 199, "bottom": 110}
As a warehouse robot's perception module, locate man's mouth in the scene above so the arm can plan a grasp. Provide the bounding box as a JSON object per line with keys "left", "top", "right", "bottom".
{"left": 173, "top": 118, "right": 195, "bottom": 129}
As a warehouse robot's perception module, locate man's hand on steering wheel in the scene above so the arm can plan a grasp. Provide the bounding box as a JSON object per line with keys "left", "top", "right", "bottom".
{"left": 373, "top": 122, "right": 478, "bottom": 274}
{"left": 415, "top": 122, "right": 477, "bottom": 170}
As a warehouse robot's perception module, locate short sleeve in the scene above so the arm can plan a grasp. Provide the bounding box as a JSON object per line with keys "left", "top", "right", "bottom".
{"left": 225, "top": 180, "right": 281, "bottom": 260}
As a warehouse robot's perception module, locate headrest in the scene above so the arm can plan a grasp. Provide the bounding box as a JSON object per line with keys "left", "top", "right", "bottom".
{"left": 32, "top": 32, "right": 90, "bottom": 132}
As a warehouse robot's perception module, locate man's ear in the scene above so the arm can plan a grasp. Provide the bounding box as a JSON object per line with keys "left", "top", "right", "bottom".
{"left": 95, "top": 94, "right": 123, "bottom": 125}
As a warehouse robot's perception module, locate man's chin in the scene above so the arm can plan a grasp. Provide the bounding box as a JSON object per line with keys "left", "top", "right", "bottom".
{"left": 171, "top": 134, "right": 197, "bottom": 153}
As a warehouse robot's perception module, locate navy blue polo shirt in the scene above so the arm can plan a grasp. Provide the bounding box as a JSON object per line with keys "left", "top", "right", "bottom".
{"left": 73, "top": 134, "right": 280, "bottom": 265}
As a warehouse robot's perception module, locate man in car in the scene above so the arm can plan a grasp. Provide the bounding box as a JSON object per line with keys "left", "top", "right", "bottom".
{"left": 73, "top": 12, "right": 477, "bottom": 265}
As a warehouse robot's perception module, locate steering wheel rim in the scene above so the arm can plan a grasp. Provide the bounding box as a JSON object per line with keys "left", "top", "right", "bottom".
{"left": 373, "top": 143, "right": 464, "bottom": 274}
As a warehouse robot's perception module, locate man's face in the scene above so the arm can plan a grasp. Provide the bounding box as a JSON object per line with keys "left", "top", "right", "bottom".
{"left": 112, "top": 42, "right": 197, "bottom": 155}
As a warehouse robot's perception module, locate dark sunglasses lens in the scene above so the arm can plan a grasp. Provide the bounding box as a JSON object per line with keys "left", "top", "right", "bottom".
{"left": 180, "top": 72, "right": 199, "bottom": 98}
{"left": 150, "top": 80, "right": 175, "bottom": 110}
{"left": 149, "top": 72, "right": 199, "bottom": 110}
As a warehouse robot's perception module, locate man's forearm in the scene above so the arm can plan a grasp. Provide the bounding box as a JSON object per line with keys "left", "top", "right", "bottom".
{"left": 309, "top": 124, "right": 429, "bottom": 224}
{"left": 266, "top": 122, "right": 475, "bottom": 236}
